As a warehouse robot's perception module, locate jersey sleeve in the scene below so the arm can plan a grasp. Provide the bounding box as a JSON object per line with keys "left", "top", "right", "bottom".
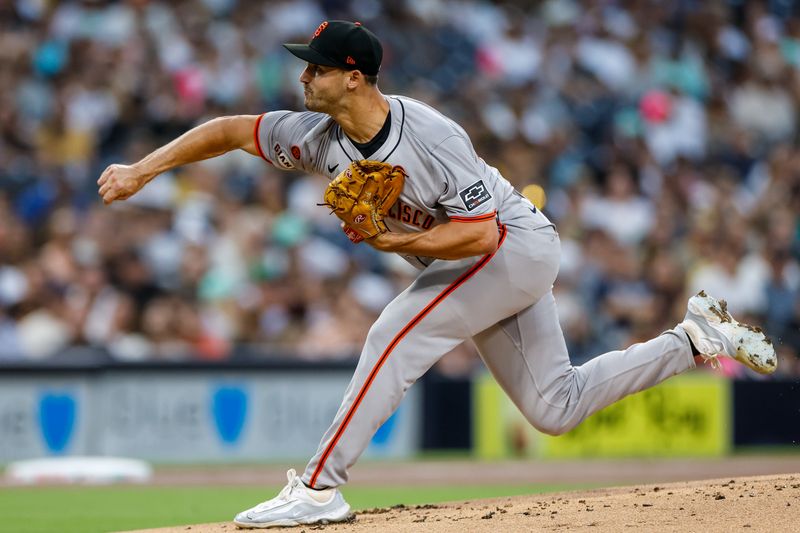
{"left": 431, "top": 134, "right": 497, "bottom": 222}
{"left": 254, "top": 111, "right": 323, "bottom": 172}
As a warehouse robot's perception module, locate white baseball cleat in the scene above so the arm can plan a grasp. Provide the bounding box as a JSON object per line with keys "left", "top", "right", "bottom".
{"left": 680, "top": 290, "right": 777, "bottom": 374}
{"left": 233, "top": 469, "right": 352, "bottom": 528}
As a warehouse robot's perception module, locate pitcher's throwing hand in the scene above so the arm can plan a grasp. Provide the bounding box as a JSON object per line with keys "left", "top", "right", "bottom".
{"left": 97, "top": 164, "right": 149, "bottom": 205}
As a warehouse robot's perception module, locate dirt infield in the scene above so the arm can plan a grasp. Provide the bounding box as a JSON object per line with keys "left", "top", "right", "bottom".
{"left": 121, "top": 473, "right": 799, "bottom": 532}
{"left": 149, "top": 456, "right": 800, "bottom": 486}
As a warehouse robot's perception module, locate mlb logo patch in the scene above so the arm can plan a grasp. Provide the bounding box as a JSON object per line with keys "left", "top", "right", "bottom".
{"left": 459, "top": 180, "right": 492, "bottom": 211}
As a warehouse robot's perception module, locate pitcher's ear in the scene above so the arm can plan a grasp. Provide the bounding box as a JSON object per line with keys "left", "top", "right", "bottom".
{"left": 346, "top": 70, "right": 364, "bottom": 89}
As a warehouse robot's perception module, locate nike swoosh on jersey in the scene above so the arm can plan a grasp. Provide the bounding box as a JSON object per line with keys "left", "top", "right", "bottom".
{"left": 327, "top": 164, "right": 339, "bottom": 173}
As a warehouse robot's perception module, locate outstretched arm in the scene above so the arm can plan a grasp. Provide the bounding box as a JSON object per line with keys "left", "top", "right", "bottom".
{"left": 98, "top": 115, "right": 260, "bottom": 205}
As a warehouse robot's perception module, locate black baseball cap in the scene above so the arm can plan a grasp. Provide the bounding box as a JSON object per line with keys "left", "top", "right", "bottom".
{"left": 283, "top": 20, "right": 382, "bottom": 76}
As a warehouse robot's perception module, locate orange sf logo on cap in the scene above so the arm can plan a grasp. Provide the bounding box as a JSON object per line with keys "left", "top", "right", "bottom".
{"left": 313, "top": 21, "right": 328, "bottom": 38}
{"left": 346, "top": 56, "right": 356, "bottom": 65}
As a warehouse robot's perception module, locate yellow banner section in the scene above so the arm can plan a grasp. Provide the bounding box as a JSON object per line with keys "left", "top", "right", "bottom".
{"left": 474, "top": 373, "right": 731, "bottom": 459}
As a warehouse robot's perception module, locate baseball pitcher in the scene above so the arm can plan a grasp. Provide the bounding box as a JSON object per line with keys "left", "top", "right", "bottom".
{"left": 97, "top": 21, "right": 777, "bottom": 528}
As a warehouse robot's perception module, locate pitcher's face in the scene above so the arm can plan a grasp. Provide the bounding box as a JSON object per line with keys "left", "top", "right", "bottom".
{"left": 299, "top": 63, "right": 349, "bottom": 113}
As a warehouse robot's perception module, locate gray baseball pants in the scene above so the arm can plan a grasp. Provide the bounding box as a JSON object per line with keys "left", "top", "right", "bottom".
{"left": 302, "top": 223, "right": 696, "bottom": 489}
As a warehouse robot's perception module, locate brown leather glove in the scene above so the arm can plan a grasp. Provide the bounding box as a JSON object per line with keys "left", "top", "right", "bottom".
{"left": 321, "top": 160, "right": 406, "bottom": 239}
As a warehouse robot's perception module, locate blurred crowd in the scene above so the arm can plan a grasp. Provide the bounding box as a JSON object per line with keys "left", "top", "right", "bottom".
{"left": 0, "top": 0, "right": 799, "bottom": 378}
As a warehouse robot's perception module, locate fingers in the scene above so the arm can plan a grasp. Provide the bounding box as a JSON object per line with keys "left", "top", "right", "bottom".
{"left": 97, "top": 165, "right": 115, "bottom": 202}
{"left": 97, "top": 165, "right": 128, "bottom": 205}
{"left": 97, "top": 164, "right": 115, "bottom": 186}
{"left": 98, "top": 181, "right": 117, "bottom": 204}
{"left": 101, "top": 183, "right": 129, "bottom": 205}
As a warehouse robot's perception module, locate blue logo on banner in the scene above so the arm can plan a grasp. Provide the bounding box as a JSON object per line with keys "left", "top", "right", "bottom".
{"left": 212, "top": 386, "right": 248, "bottom": 445}
{"left": 371, "top": 407, "right": 399, "bottom": 446}
{"left": 38, "top": 392, "right": 76, "bottom": 454}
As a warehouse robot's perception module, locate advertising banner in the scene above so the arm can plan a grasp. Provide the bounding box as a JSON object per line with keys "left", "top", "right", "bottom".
{"left": 0, "top": 369, "right": 420, "bottom": 463}
{"left": 474, "top": 373, "right": 731, "bottom": 459}
{"left": 0, "top": 377, "right": 92, "bottom": 459}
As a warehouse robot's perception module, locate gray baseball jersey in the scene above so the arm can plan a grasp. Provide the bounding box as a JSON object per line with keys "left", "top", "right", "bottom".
{"left": 254, "top": 96, "right": 696, "bottom": 489}
{"left": 255, "top": 95, "right": 551, "bottom": 268}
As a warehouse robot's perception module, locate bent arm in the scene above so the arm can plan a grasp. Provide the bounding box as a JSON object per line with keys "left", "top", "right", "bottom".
{"left": 98, "top": 115, "right": 260, "bottom": 205}
{"left": 367, "top": 218, "right": 499, "bottom": 260}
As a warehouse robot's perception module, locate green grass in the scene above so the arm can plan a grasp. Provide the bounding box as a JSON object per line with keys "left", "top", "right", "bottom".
{"left": 0, "top": 483, "right": 587, "bottom": 533}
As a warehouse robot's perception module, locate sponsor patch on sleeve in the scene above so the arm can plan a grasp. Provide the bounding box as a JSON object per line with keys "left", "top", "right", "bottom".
{"left": 458, "top": 180, "right": 492, "bottom": 211}
{"left": 273, "top": 143, "right": 295, "bottom": 169}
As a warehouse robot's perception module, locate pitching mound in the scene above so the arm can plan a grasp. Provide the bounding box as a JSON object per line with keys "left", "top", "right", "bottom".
{"left": 122, "top": 474, "right": 799, "bottom": 532}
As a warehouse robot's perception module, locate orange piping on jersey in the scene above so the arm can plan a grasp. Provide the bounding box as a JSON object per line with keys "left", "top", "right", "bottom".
{"left": 309, "top": 224, "right": 509, "bottom": 488}
{"left": 253, "top": 113, "right": 273, "bottom": 165}
{"left": 449, "top": 211, "right": 497, "bottom": 223}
